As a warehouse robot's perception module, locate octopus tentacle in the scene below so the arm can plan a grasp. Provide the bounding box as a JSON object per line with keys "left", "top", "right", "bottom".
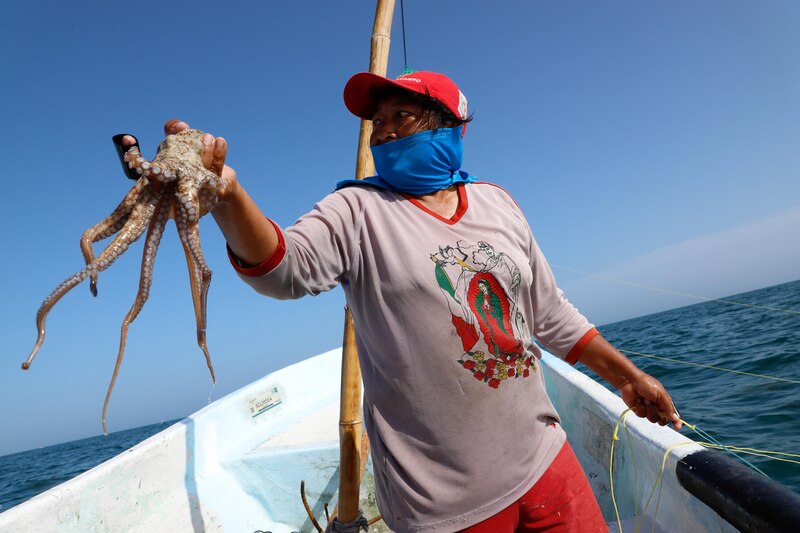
{"left": 26, "top": 129, "right": 226, "bottom": 432}
{"left": 22, "top": 188, "right": 160, "bottom": 371}
{"left": 125, "top": 146, "right": 176, "bottom": 184}
{"left": 178, "top": 224, "right": 216, "bottom": 384}
{"left": 81, "top": 178, "right": 147, "bottom": 296}
{"left": 175, "top": 182, "right": 216, "bottom": 384}
{"left": 102, "top": 195, "right": 170, "bottom": 434}
{"left": 198, "top": 182, "right": 221, "bottom": 217}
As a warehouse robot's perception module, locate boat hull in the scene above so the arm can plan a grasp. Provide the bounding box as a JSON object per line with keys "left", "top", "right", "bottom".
{"left": 1, "top": 348, "right": 797, "bottom": 532}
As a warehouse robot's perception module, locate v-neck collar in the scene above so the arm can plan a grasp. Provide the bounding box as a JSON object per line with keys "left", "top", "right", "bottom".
{"left": 401, "top": 184, "right": 469, "bottom": 225}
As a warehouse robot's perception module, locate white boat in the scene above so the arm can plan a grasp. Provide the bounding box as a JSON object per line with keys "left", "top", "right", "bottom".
{"left": 2, "top": 347, "right": 798, "bottom": 532}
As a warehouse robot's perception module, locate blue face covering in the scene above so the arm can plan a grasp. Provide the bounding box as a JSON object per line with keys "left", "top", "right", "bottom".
{"left": 336, "top": 126, "right": 476, "bottom": 195}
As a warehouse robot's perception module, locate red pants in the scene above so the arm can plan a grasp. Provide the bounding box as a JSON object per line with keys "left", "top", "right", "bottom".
{"left": 459, "top": 442, "right": 608, "bottom": 532}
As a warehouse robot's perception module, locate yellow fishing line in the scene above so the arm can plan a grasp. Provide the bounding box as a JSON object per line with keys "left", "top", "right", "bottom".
{"left": 609, "top": 408, "right": 631, "bottom": 532}
{"left": 622, "top": 415, "right": 640, "bottom": 519}
{"left": 609, "top": 410, "right": 800, "bottom": 533}
{"left": 619, "top": 349, "right": 800, "bottom": 385}
{"left": 691, "top": 443, "right": 800, "bottom": 465}
{"left": 611, "top": 409, "right": 701, "bottom": 533}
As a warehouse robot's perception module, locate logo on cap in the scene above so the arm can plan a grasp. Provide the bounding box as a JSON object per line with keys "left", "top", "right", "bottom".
{"left": 457, "top": 91, "right": 468, "bottom": 120}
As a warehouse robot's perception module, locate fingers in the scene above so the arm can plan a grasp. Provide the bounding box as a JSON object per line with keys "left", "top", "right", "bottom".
{"left": 119, "top": 121, "right": 184, "bottom": 150}
{"left": 665, "top": 399, "right": 683, "bottom": 431}
{"left": 631, "top": 398, "right": 658, "bottom": 423}
{"left": 202, "top": 134, "right": 214, "bottom": 169}
{"left": 211, "top": 137, "right": 227, "bottom": 177}
{"left": 162, "top": 120, "right": 228, "bottom": 177}
{"left": 164, "top": 119, "right": 190, "bottom": 136}
{"left": 652, "top": 386, "right": 682, "bottom": 430}
{"left": 200, "top": 135, "right": 227, "bottom": 176}
{"left": 623, "top": 377, "right": 683, "bottom": 431}
{"left": 645, "top": 400, "right": 661, "bottom": 425}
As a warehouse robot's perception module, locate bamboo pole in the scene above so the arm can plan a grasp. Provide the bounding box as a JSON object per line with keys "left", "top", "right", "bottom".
{"left": 336, "top": 0, "right": 395, "bottom": 526}
{"left": 337, "top": 306, "right": 363, "bottom": 523}
{"left": 355, "top": 0, "right": 395, "bottom": 181}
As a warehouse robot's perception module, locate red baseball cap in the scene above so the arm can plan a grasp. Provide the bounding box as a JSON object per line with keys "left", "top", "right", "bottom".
{"left": 344, "top": 71, "right": 469, "bottom": 129}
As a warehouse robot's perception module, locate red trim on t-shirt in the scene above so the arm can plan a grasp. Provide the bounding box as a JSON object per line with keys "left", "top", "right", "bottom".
{"left": 474, "top": 181, "right": 523, "bottom": 210}
{"left": 565, "top": 327, "right": 600, "bottom": 365}
{"left": 401, "top": 183, "right": 469, "bottom": 224}
{"left": 227, "top": 218, "right": 286, "bottom": 277}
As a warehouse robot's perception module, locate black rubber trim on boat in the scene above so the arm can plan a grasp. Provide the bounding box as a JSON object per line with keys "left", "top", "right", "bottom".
{"left": 676, "top": 448, "right": 800, "bottom": 532}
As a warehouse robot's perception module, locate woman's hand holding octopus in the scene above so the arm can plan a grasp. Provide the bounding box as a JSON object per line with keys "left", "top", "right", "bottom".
{"left": 122, "top": 119, "right": 240, "bottom": 205}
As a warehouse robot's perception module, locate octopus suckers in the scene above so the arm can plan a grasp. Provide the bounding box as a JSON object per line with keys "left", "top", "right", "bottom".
{"left": 23, "top": 127, "right": 222, "bottom": 434}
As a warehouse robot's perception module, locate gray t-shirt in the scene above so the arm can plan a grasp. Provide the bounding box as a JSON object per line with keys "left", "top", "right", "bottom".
{"left": 231, "top": 182, "right": 595, "bottom": 532}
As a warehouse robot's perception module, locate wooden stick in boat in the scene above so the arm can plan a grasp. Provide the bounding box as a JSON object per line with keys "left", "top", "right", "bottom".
{"left": 330, "top": 414, "right": 373, "bottom": 524}
{"left": 337, "top": 306, "right": 363, "bottom": 523}
{"left": 354, "top": 0, "right": 395, "bottom": 181}
{"left": 335, "top": 0, "right": 396, "bottom": 527}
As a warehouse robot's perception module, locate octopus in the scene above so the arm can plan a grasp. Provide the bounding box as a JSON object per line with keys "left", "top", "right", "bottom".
{"left": 22, "top": 129, "right": 224, "bottom": 433}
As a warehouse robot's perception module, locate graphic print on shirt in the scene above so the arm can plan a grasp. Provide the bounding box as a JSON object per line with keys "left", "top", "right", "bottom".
{"left": 431, "top": 240, "right": 536, "bottom": 389}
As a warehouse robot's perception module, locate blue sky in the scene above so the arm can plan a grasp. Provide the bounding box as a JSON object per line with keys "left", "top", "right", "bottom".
{"left": 1, "top": 1, "right": 798, "bottom": 456}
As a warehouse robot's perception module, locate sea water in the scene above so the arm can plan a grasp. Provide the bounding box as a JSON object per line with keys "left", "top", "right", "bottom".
{"left": 0, "top": 420, "right": 178, "bottom": 512}
{"left": 595, "top": 279, "right": 800, "bottom": 493}
{"left": 1, "top": 280, "right": 799, "bottom": 513}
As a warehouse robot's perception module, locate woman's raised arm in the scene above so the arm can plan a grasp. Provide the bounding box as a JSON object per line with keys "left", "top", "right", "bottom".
{"left": 122, "top": 120, "right": 280, "bottom": 266}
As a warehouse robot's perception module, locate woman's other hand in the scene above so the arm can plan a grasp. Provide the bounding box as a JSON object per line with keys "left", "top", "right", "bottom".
{"left": 578, "top": 334, "right": 682, "bottom": 430}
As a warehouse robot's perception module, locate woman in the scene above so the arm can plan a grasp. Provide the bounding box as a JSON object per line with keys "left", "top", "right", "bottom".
{"left": 142, "top": 70, "right": 681, "bottom": 532}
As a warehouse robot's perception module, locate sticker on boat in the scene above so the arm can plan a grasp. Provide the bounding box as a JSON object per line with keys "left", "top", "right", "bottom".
{"left": 248, "top": 385, "right": 282, "bottom": 418}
